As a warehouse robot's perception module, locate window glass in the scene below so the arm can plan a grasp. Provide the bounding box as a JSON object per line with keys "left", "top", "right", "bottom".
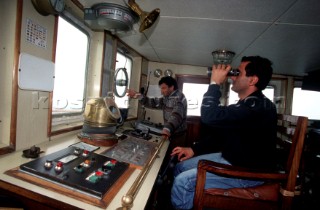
{"left": 51, "top": 17, "right": 89, "bottom": 128}
{"left": 182, "top": 82, "right": 274, "bottom": 116}
{"left": 114, "top": 52, "right": 132, "bottom": 108}
{"left": 183, "top": 83, "right": 209, "bottom": 116}
{"left": 292, "top": 88, "right": 320, "bottom": 120}
{"left": 228, "top": 85, "right": 274, "bottom": 105}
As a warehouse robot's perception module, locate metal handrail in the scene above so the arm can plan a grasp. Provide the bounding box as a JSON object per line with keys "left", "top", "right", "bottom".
{"left": 117, "top": 136, "right": 167, "bottom": 209}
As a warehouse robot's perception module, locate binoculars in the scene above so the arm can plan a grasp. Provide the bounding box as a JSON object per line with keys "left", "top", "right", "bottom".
{"left": 207, "top": 67, "right": 240, "bottom": 76}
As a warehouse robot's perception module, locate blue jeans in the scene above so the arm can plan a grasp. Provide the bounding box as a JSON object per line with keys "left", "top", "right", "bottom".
{"left": 171, "top": 153, "right": 263, "bottom": 210}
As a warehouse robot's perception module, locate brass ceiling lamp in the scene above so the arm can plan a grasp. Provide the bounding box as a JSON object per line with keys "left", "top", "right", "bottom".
{"left": 127, "top": 0, "right": 160, "bottom": 32}
{"left": 212, "top": 50, "right": 235, "bottom": 65}
{"left": 208, "top": 50, "right": 237, "bottom": 77}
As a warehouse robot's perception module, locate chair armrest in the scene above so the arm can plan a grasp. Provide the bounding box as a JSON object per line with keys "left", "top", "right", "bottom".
{"left": 197, "top": 159, "right": 288, "bottom": 181}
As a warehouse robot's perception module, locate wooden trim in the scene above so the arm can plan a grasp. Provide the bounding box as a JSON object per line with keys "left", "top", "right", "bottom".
{"left": 0, "top": 146, "right": 15, "bottom": 156}
{"left": 99, "top": 32, "right": 107, "bottom": 97}
{"left": 47, "top": 16, "right": 59, "bottom": 137}
{"left": 0, "top": 180, "right": 82, "bottom": 210}
{"left": 47, "top": 92, "right": 53, "bottom": 136}
{"left": 4, "top": 166, "right": 135, "bottom": 209}
{"left": 111, "top": 38, "right": 118, "bottom": 95}
{"left": 8, "top": 0, "right": 23, "bottom": 153}
{"left": 176, "top": 74, "right": 209, "bottom": 91}
{"left": 70, "top": 0, "right": 84, "bottom": 11}
{"left": 140, "top": 73, "right": 147, "bottom": 91}
{"left": 50, "top": 125, "right": 82, "bottom": 136}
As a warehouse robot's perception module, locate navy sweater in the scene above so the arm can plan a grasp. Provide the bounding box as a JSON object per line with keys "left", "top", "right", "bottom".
{"left": 196, "top": 84, "right": 277, "bottom": 170}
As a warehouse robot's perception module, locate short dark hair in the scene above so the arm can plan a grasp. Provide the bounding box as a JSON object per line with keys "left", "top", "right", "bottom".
{"left": 159, "top": 76, "right": 178, "bottom": 90}
{"left": 241, "top": 56, "right": 273, "bottom": 90}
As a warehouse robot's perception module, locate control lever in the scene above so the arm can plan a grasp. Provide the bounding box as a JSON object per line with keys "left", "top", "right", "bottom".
{"left": 143, "top": 128, "right": 150, "bottom": 140}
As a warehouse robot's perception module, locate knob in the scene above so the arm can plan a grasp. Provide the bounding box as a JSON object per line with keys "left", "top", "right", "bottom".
{"left": 44, "top": 160, "right": 53, "bottom": 169}
{"left": 55, "top": 161, "right": 63, "bottom": 173}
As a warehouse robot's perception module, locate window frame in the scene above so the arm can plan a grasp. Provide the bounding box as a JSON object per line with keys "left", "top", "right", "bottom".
{"left": 48, "top": 14, "right": 91, "bottom": 137}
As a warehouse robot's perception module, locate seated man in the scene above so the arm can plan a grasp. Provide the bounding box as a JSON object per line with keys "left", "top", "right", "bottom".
{"left": 170, "top": 56, "right": 277, "bottom": 210}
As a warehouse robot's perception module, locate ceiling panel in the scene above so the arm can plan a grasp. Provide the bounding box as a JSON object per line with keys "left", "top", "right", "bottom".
{"left": 242, "top": 23, "right": 320, "bottom": 75}
{"left": 79, "top": 0, "right": 320, "bottom": 77}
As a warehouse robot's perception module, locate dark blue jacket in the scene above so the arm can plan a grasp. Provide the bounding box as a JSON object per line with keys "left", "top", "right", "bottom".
{"left": 197, "top": 84, "right": 277, "bottom": 170}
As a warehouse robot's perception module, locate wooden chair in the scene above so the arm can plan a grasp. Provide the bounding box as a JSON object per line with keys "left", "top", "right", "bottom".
{"left": 193, "top": 114, "right": 308, "bottom": 210}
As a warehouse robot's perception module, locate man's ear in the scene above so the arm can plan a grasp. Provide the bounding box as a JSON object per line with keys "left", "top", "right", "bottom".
{"left": 249, "top": 75, "right": 259, "bottom": 86}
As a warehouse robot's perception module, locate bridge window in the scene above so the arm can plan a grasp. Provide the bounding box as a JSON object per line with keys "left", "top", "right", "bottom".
{"left": 176, "top": 75, "right": 210, "bottom": 117}
{"left": 228, "top": 86, "right": 275, "bottom": 105}
{"left": 51, "top": 16, "right": 89, "bottom": 133}
{"left": 292, "top": 88, "right": 320, "bottom": 120}
{"left": 183, "top": 83, "right": 209, "bottom": 116}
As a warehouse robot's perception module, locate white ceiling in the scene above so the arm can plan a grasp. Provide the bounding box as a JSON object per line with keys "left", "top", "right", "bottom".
{"left": 78, "top": 0, "right": 320, "bottom": 77}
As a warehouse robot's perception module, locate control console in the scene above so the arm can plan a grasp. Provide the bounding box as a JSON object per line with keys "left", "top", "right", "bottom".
{"left": 135, "top": 120, "right": 164, "bottom": 135}
{"left": 19, "top": 146, "right": 129, "bottom": 198}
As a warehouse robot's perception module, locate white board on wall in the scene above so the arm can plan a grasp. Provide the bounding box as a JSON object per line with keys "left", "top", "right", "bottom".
{"left": 18, "top": 53, "right": 55, "bottom": 91}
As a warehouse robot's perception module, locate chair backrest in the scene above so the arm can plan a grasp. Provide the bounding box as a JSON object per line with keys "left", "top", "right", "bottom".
{"left": 193, "top": 114, "right": 308, "bottom": 210}
{"left": 276, "top": 114, "right": 308, "bottom": 205}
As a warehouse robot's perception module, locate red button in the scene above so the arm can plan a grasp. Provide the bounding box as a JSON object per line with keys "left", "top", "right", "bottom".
{"left": 95, "top": 171, "right": 103, "bottom": 176}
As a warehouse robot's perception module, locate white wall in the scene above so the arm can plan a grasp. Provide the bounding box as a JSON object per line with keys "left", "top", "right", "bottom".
{"left": 15, "top": 0, "right": 55, "bottom": 150}
{"left": 2, "top": 0, "right": 105, "bottom": 151}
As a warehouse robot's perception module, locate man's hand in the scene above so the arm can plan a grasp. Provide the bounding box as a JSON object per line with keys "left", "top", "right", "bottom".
{"left": 211, "top": 64, "right": 232, "bottom": 85}
{"left": 171, "top": 147, "right": 194, "bottom": 161}
{"left": 127, "top": 89, "right": 140, "bottom": 98}
{"left": 162, "top": 128, "right": 171, "bottom": 138}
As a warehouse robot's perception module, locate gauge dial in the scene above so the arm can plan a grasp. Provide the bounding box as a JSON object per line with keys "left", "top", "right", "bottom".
{"left": 164, "top": 69, "right": 173, "bottom": 77}
{"left": 154, "top": 69, "right": 162, "bottom": 78}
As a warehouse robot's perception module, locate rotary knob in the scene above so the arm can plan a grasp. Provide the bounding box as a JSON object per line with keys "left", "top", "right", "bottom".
{"left": 44, "top": 160, "right": 53, "bottom": 170}
{"left": 54, "top": 161, "right": 64, "bottom": 173}
{"left": 74, "top": 148, "right": 81, "bottom": 155}
{"left": 82, "top": 150, "right": 89, "bottom": 157}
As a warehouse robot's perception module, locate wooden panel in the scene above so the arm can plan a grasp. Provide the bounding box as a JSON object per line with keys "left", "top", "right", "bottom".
{"left": 5, "top": 166, "right": 135, "bottom": 208}
{"left": 0, "top": 180, "right": 80, "bottom": 210}
{"left": 186, "top": 116, "right": 201, "bottom": 147}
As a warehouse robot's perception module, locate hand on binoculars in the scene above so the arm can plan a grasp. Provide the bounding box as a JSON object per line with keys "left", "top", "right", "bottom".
{"left": 211, "top": 64, "right": 232, "bottom": 85}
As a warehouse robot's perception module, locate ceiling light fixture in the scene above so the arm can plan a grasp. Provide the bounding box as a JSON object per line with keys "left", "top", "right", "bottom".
{"left": 212, "top": 50, "right": 235, "bottom": 65}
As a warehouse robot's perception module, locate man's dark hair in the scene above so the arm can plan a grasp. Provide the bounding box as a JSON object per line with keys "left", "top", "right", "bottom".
{"left": 159, "top": 76, "right": 178, "bottom": 90}
{"left": 241, "top": 56, "right": 273, "bottom": 90}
